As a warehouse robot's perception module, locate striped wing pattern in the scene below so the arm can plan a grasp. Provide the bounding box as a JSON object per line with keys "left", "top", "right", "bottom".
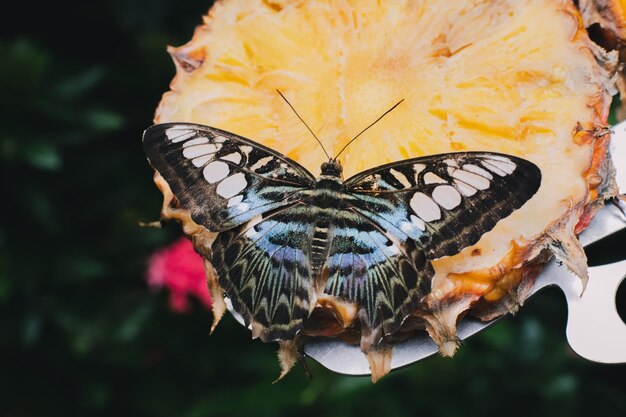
{"left": 211, "top": 205, "right": 317, "bottom": 342}
{"left": 323, "top": 209, "right": 433, "bottom": 349}
{"left": 144, "top": 123, "right": 542, "bottom": 350}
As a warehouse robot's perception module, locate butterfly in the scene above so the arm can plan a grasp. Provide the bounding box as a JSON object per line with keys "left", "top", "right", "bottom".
{"left": 143, "top": 117, "right": 542, "bottom": 352}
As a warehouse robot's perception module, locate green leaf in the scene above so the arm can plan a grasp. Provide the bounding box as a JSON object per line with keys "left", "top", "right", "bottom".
{"left": 0, "top": 39, "right": 49, "bottom": 96}
{"left": 25, "top": 142, "right": 62, "bottom": 170}
{"left": 83, "top": 109, "right": 125, "bottom": 131}
{"left": 53, "top": 66, "right": 106, "bottom": 100}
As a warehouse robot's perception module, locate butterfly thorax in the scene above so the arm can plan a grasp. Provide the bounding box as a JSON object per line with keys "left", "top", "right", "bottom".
{"left": 315, "top": 159, "right": 344, "bottom": 190}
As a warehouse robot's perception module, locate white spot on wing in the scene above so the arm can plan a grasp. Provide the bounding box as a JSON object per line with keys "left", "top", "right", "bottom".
{"left": 480, "top": 161, "right": 505, "bottom": 176}
{"left": 227, "top": 195, "right": 244, "bottom": 207}
{"left": 483, "top": 158, "right": 516, "bottom": 175}
{"left": 410, "top": 192, "right": 441, "bottom": 222}
{"left": 221, "top": 152, "right": 242, "bottom": 164}
{"left": 240, "top": 145, "right": 253, "bottom": 155}
{"left": 432, "top": 185, "right": 462, "bottom": 210}
{"left": 488, "top": 154, "right": 516, "bottom": 163}
{"left": 203, "top": 161, "right": 229, "bottom": 183}
{"left": 183, "top": 144, "right": 220, "bottom": 159}
{"left": 450, "top": 168, "right": 490, "bottom": 190}
{"left": 410, "top": 215, "right": 426, "bottom": 231}
{"left": 454, "top": 180, "right": 477, "bottom": 196}
{"left": 250, "top": 156, "right": 273, "bottom": 171}
{"left": 166, "top": 128, "right": 195, "bottom": 143}
{"left": 424, "top": 172, "right": 446, "bottom": 184}
{"left": 390, "top": 168, "right": 411, "bottom": 188}
{"left": 216, "top": 173, "right": 247, "bottom": 198}
{"left": 413, "top": 163, "right": 426, "bottom": 175}
{"left": 463, "top": 164, "right": 493, "bottom": 179}
{"left": 182, "top": 137, "right": 209, "bottom": 147}
{"left": 192, "top": 155, "right": 213, "bottom": 167}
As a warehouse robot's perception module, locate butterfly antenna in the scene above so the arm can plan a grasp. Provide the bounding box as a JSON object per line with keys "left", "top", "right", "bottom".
{"left": 276, "top": 89, "right": 331, "bottom": 160}
{"left": 334, "top": 99, "right": 404, "bottom": 160}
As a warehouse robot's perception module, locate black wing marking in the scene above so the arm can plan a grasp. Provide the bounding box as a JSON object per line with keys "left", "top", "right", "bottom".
{"left": 143, "top": 123, "right": 316, "bottom": 232}
{"left": 344, "top": 152, "right": 541, "bottom": 259}
{"left": 211, "top": 204, "right": 316, "bottom": 342}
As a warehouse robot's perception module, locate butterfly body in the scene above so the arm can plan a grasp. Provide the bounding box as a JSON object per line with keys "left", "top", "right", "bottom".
{"left": 144, "top": 122, "right": 541, "bottom": 350}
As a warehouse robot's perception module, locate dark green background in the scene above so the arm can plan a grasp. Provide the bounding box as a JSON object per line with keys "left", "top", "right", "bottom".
{"left": 2, "top": 1, "right": 626, "bottom": 416}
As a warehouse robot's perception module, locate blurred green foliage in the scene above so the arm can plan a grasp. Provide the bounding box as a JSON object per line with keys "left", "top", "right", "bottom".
{"left": 2, "top": 1, "right": 626, "bottom": 416}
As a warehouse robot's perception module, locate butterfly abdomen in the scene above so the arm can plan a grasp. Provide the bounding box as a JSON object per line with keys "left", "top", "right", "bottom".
{"left": 311, "top": 221, "right": 331, "bottom": 275}
{"left": 301, "top": 196, "right": 341, "bottom": 276}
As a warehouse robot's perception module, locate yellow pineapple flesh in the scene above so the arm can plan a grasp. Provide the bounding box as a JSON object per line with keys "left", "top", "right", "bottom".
{"left": 151, "top": 0, "right": 619, "bottom": 381}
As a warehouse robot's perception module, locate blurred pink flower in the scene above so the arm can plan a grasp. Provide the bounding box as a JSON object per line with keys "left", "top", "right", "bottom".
{"left": 147, "top": 237, "right": 212, "bottom": 312}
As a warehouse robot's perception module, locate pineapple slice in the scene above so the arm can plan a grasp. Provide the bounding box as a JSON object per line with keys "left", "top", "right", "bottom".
{"left": 151, "top": 0, "right": 619, "bottom": 381}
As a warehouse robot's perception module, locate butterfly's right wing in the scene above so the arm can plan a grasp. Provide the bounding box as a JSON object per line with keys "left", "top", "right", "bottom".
{"left": 143, "top": 123, "right": 316, "bottom": 232}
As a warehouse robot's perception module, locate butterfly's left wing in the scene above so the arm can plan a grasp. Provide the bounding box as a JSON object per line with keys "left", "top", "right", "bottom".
{"left": 323, "top": 152, "right": 541, "bottom": 349}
